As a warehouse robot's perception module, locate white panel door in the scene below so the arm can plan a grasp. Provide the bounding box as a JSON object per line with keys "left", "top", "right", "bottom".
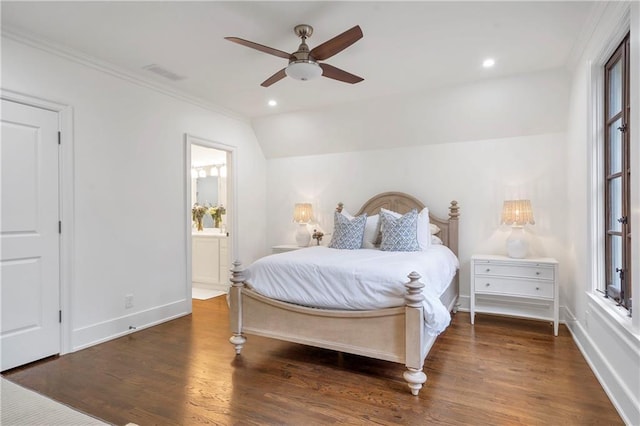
{"left": 1, "top": 99, "right": 60, "bottom": 371}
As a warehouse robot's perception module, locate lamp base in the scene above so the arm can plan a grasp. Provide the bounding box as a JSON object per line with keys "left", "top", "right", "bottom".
{"left": 295, "top": 223, "right": 311, "bottom": 247}
{"left": 506, "top": 226, "right": 528, "bottom": 258}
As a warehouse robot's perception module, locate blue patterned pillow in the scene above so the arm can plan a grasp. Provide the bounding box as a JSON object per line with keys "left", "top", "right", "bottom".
{"left": 379, "top": 209, "right": 420, "bottom": 251}
{"left": 329, "top": 212, "right": 367, "bottom": 250}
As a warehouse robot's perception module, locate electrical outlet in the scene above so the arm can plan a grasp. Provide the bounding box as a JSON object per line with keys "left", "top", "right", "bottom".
{"left": 125, "top": 294, "right": 134, "bottom": 309}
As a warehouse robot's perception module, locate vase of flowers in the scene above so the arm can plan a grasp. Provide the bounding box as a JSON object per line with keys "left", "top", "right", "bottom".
{"left": 192, "top": 203, "right": 208, "bottom": 231}
{"left": 209, "top": 205, "right": 226, "bottom": 228}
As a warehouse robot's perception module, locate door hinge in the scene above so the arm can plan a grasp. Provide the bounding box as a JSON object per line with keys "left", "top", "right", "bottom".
{"left": 59, "top": 310, "right": 62, "bottom": 323}
{"left": 59, "top": 221, "right": 62, "bottom": 234}
{"left": 58, "top": 131, "right": 61, "bottom": 145}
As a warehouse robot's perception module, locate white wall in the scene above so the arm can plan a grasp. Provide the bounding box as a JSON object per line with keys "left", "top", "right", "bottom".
{"left": 1, "top": 36, "right": 267, "bottom": 350}
{"left": 565, "top": 2, "right": 639, "bottom": 424}
{"left": 265, "top": 69, "right": 570, "bottom": 311}
{"left": 254, "top": 69, "right": 569, "bottom": 158}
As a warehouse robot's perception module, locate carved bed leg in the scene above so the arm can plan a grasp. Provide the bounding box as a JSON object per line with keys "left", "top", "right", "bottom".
{"left": 229, "top": 334, "right": 246, "bottom": 355}
{"left": 404, "top": 271, "right": 426, "bottom": 396}
{"left": 403, "top": 368, "right": 427, "bottom": 396}
{"left": 229, "top": 260, "right": 246, "bottom": 355}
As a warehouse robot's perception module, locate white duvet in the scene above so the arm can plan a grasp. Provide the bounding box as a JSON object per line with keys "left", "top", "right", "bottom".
{"left": 245, "top": 245, "right": 459, "bottom": 336}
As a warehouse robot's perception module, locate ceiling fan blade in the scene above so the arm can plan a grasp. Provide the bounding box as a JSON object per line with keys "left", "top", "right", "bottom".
{"left": 225, "top": 37, "right": 292, "bottom": 59}
{"left": 319, "top": 63, "right": 364, "bottom": 84}
{"left": 261, "top": 68, "right": 287, "bottom": 87}
{"left": 310, "top": 25, "right": 363, "bottom": 61}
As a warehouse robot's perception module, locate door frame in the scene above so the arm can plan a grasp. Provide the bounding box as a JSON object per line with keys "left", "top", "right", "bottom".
{"left": 184, "top": 134, "right": 237, "bottom": 304}
{"left": 1, "top": 89, "right": 74, "bottom": 355}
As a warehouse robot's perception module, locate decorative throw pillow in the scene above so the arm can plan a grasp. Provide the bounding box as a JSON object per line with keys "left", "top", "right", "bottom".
{"left": 338, "top": 207, "right": 379, "bottom": 249}
{"left": 379, "top": 209, "right": 420, "bottom": 251}
{"left": 381, "top": 207, "right": 431, "bottom": 250}
{"left": 430, "top": 223, "right": 441, "bottom": 235}
{"left": 329, "top": 211, "right": 367, "bottom": 250}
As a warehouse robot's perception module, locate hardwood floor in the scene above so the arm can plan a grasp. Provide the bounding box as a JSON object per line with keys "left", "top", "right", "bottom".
{"left": 4, "top": 297, "right": 622, "bottom": 425}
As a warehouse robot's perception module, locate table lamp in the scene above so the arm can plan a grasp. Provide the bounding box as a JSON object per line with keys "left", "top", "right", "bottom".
{"left": 293, "top": 203, "right": 313, "bottom": 247}
{"left": 501, "top": 199, "right": 535, "bottom": 258}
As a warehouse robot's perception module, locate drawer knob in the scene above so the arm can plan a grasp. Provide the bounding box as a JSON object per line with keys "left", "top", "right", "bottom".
{"left": 485, "top": 268, "right": 490, "bottom": 272}
{"left": 536, "top": 287, "right": 540, "bottom": 290}
{"left": 485, "top": 283, "right": 491, "bottom": 287}
{"left": 536, "top": 271, "right": 540, "bottom": 276}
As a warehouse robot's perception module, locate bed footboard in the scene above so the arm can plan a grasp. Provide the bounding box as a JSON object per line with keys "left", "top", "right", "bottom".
{"left": 229, "top": 262, "right": 431, "bottom": 395}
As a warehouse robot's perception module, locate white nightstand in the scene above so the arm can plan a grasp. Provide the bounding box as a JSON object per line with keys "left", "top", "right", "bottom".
{"left": 470, "top": 254, "right": 559, "bottom": 336}
{"left": 272, "top": 244, "right": 306, "bottom": 254}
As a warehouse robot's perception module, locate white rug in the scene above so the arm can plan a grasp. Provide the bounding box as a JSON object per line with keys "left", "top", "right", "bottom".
{"left": 0, "top": 377, "right": 109, "bottom": 425}
{"left": 192, "top": 288, "right": 226, "bottom": 300}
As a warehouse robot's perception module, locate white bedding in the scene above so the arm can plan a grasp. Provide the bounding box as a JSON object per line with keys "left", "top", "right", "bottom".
{"left": 245, "top": 245, "right": 459, "bottom": 336}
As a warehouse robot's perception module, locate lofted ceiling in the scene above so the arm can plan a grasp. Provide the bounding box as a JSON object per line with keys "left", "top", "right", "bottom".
{"left": 1, "top": 1, "right": 595, "bottom": 119}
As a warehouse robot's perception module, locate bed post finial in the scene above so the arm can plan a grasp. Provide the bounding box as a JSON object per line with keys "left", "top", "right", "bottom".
{"left": 448, "top": 200, "right": 459, "bottom": 219}
{"left": 229, "top": 260, "right": 247, "bottom": 355}
{"left": 336, "top": 202, "right": 344, "bottom": 213}
{"left": 230, "top": 260, "right": 245, "bottom": 285}
{"left": 404, "top": 271, "right": 425, "bottom": 307}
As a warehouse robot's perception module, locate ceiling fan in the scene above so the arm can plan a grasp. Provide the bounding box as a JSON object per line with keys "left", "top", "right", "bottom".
{"left": 225, "top": 24, "right": 364, "bottom": 87}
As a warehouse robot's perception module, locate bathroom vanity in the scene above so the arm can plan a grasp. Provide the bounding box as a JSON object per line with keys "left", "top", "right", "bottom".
{"left": 192, "top": 229, "right": 229, "bottom": 291}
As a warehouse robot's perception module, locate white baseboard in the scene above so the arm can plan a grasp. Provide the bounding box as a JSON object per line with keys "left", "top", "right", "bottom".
{"left": 564, "top": 303, "right": 639, "bottom": 426}
{"left": 72, "top": 299, "right": 191, "bottom": 351}
{"left": 193, "top": 282, "right": 230, "bottom": 293}
{"left": 456, "top": 295, "right": 470, "bottom": 311}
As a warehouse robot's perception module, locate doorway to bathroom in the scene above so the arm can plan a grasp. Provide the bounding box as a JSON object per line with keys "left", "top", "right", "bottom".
{"left": 185, "top": 135, "right": 235, "bottom": 303}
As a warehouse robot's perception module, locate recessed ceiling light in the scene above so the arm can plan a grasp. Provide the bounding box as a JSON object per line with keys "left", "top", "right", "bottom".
{"left": 482, "top": 58, "right": 495, "bottom": 68}
{"left": 268, "top": 99, "right": 278, "bottom": 107}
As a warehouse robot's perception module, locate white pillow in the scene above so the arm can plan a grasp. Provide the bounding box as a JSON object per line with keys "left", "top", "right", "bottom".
{"left": 430, "top": 223, "right": 441, "bottom": 235}
{"left": 362, "top": 215, "right": 380, "bottom": 249}
{"left": 431, "top": 235, "right": 443, "bottom": 245}
{"left": 340, "top": 208, "right": 379, "bottom": 249}
{"left": 381, "top": 207, "right": 431, "bottom": 250}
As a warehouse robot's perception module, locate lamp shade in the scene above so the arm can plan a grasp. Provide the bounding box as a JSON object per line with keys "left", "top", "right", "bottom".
{"left": 293, "top": 203, "right": 313, "bottom": 223}
{"left": 285, "top": 61, "right": 322, "bottom": 81}
{"left": 501, "top": 200, "right": 535, "bottom": 226}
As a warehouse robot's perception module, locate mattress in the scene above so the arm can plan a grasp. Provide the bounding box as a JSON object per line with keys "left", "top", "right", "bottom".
{"left": 245, "top": 245, "right": 459, "bottom": 335}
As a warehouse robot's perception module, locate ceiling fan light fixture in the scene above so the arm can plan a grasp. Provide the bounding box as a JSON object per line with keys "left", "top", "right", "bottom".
{"left": 285, "top": 60, "right": 322, "bottom": 81}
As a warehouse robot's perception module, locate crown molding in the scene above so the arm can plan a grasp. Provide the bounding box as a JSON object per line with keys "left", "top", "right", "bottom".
{"left": 1, "top": 27, "right": 250, "bottom": 125}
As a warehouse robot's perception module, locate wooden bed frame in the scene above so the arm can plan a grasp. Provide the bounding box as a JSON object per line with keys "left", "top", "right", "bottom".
{"left": 229, "top": 192, "right": 459, "bottom": 395}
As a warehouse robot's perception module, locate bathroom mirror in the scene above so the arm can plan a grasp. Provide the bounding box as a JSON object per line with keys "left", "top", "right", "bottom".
{"left": 196, "top": 176, "right": 218, "bottom": 228}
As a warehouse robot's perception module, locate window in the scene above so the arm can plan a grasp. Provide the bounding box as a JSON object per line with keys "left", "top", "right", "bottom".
{"left": 604, "top": 33, "right": 631, "bottom": 311}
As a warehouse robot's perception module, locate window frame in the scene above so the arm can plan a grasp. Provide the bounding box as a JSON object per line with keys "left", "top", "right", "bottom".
{"left": 585, "top": 5, "right": 636, "bottom": 330}
{"left": 603, "top": 34, "right": 631, "bottom": 310}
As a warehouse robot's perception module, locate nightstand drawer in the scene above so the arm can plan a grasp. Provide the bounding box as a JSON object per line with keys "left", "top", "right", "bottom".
{"left": 474, "top": 262, "right": 554, "bottom": 281}
{"left": 475, "top": 277, "right": 554, "bottom": 299}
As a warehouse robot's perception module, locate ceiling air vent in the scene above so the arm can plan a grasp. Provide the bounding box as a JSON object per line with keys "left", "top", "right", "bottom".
{"left": 142, "top": 64, "right": 186, "bottom": 81}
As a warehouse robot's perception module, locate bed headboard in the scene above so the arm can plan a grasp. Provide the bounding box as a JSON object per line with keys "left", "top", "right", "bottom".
{"left": 351, "top": 191, "right": 459, "bottom": 257}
